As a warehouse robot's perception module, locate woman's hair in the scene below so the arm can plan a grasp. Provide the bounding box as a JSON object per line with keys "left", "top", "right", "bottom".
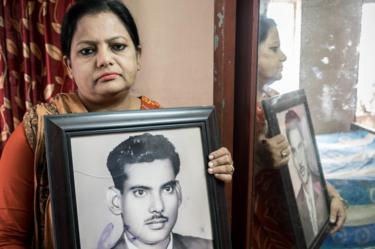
{"left": 259, "top": 15, "right": 276, "bottom": 44}
{"left": 61, "top": 0, "right": 140, "bottom": 57}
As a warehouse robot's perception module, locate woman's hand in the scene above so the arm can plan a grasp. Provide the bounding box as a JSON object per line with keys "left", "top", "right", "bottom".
{"left": 259, "top": 134, "right": 290, "bottom": 168}
{"left": 327, "top": 184, "right": 347, "bottom": 233}
{"left": 329, "top": 196, "right": 347, "bottom": 233}
{"left": 207, "top": 147, "right": 234, "bottom": 182}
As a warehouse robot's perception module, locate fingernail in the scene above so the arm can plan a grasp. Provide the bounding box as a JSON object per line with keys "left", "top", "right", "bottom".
{"left": 208, "top": 162, "right": 214, "bottom": 167}
{"left": 208, "top": 168, "right": 213, "bottom": 174}
{"left": 209, "top": 154, "right": 214, "bottom": 160}
{"left": 330, "top": 218, "right": 335, "bottom": 223}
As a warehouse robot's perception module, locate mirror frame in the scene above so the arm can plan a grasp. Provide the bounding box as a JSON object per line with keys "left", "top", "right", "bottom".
{"left": 213, "top": 0, "right": 236, "bottom": 225}
{"left": 232, "top": 0, "right": 260, "bottom": 248}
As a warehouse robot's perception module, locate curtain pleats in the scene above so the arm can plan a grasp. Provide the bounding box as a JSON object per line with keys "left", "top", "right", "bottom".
{"left": 0, "top": 0, "right": 76, "bottom": 153}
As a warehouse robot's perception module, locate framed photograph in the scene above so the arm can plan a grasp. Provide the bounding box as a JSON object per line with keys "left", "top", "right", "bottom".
{"left": 261, "top": 89, "right": 331, "bottom": 249}
{"left": 44, "top": 107, "right": 231, "bottom": 249}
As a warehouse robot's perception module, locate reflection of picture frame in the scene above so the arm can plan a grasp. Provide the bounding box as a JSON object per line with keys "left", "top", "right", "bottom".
{"left": 44, "top": 107, "right": 231, "bottom": 249}
{"left": 261, "top": 89, "right": 330, "bottom": 249}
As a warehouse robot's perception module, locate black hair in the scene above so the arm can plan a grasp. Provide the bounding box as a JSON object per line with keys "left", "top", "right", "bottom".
{"left": 61, "top": 0, "right": 140, "bottom": 58}
{"left": 259, "top": 15, "right": 277, "bottom": 44}
{"left": 107, "top": 133, "right": 180, "bottom": 193}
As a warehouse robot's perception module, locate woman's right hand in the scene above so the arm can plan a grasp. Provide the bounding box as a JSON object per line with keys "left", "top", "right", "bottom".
{"left": 259, "top": 134, "right": 290, "bottom": 168}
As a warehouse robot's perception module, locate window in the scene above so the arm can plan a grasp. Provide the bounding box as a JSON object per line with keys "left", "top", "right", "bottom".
{"left": 356, "top": 3, "right": 375, "bottom": 120}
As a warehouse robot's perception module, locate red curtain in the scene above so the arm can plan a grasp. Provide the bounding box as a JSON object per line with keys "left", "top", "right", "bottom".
{"left": 0, "top": 0, "right": 76, "bottom": 153}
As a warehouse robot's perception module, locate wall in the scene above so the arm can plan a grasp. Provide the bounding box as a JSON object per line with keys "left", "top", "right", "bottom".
{"left": 299, "top": 0, "right": 362, "bottom": 134}
{"left": 122, "top": 0, "right": 214, "bottom": 108}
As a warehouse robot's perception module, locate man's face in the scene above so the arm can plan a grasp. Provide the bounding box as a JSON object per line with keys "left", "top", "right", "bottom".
{"left": 120, "top": 158, "right": 181, "bottom": 245}
{"left": 288, "top": 126, "right": 310, "bottom": 184}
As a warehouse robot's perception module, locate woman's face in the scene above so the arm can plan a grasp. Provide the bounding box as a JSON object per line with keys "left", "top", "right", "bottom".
{"left": 65, "top": 12, "right": 140, "bottom": 107}
{"left": 258, "top": 26, "right": 286, "bottom": 86}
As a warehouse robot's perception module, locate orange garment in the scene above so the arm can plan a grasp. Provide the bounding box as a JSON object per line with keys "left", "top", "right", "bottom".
{"left": 0, "top": 124, "right": 34, "bottom": 249}
{"left": 0, "top": 94, "right": 159, "bottom": 249}
{"left": 252, "top": 103, "right": 295, "bottom": 249}
{"left": 252, "top": 169, "right": 295, "bottom": 249}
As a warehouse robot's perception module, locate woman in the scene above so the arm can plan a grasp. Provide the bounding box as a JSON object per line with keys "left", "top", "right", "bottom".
{"left": 0, "top": 1, "right": 234, "bottom": 248}
{"left": 252, "top": 16, "right": 347, "bottom": 249}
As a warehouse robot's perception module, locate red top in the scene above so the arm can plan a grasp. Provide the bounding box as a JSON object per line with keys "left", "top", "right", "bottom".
{"left": 252, "top": 103, "right": 295, "bottom": 249}
{"left": 0, "top": 96, "right": 160, "bottom": 248}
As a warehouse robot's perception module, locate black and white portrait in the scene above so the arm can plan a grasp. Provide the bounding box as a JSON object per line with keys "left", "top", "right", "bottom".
{"left": 70, "top": 128, "right": 213, "bottom": 249}
{"left": 276, "top": 104, "right": 329, "bottom": 247}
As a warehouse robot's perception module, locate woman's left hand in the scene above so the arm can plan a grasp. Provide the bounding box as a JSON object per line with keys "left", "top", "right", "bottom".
{"left": 207, "top": 147, "right": 234, "bottom": 182}
{"left": 329, "top": 196, "right": 347, "bottom": 234}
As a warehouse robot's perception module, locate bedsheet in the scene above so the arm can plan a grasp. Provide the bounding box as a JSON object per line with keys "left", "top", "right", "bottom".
{"left": 316, "top": 130, "right": 375, "bottom": 248}
{"left": 316, "top": 130, "right": 375, "bottom": 181}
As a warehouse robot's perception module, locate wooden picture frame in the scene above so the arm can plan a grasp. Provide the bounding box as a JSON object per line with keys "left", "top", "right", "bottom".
{"left": 44, "top": 107, "right": 231, "bottom": 249}
{"left": 261, "top": 89, "right": 331, "bottom": 249}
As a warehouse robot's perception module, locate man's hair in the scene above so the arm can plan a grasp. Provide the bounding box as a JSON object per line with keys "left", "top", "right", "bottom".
{"left": 285, "top": 109, "right": 303, "bottom": 142}
{"left": 107, "top": 133, "right": 180, "bottom": 193}
{"left": 61, "top": 0, "right": 140, "bottom": 58}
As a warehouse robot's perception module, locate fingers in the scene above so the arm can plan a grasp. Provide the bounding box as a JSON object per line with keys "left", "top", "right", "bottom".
{"left": 329, "top": 202, "right": 339, "bottom": 234}
{"left": 209, "top": 154, "right": 232, "bottom": 167}
{"left": 329, "top": 203, "right": 339, "bottom": 224}
{"left": 330, "top": 212, "right": 345, "bottom": 234}
{"left": 330, "top": 213, "right": 345, "bottom": 234}
{"left": 268, "top": 135, "right": 289, "bottom": 152}
{"left": 329, "top": 198, "right": 347, "bottom": 234}
{"left": 268, "top": 134, "right": 287, "bottom": 145}
{"left": 208, "top": 147, "right": 234, "bottom": 182}
{"left": 209, "top": 147, "right": 231, "bottom": 161}
{"left": 208, "top": 147, "right": 233, "bottom": 168}
{"left": 208, "top": 164, "right": 233, "bottom": 175}
{"left": 263, "top": 135, "right": 290, "bottom": 168}
{"left": 274, "top": 154, "right": 290, "bottom": 168}
{"left": 213, "top": 173, "right": 232, "bottom": 182}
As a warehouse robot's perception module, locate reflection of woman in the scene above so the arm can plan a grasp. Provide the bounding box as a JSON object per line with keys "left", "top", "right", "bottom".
{"left": 252, "top": 16, "right": 347, "bottom": 249}
{"left": 0, "top": 1, "right": 234, "bottom": 248}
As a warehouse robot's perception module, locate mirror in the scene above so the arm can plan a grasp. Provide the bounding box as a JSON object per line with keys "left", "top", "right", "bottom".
{"left": 254, "top": 0, "right": 375, "bottom": 248}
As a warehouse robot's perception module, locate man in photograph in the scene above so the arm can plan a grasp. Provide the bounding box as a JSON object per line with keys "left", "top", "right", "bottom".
{"left": 105, "top": 133, "right": 213, "bottom": 249}
{"left": 285, "top": 110, "right": 327, "bottom": 245}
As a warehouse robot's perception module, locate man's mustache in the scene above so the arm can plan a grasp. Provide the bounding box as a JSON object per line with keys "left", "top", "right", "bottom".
{"left": 144, "top": 214, "right": 169, "bottom": 225}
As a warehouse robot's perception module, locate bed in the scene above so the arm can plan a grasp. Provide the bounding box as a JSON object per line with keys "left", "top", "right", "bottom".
{"left": 316, "top": 125, "right": 375, "bottom": 249}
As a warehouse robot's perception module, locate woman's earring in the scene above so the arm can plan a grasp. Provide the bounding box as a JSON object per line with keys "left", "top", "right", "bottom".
{"left": 67, "top": 70, "right": 73, "bottom": 79}
{"left": 63, "top": 56, "right": 74, "bottom": 79}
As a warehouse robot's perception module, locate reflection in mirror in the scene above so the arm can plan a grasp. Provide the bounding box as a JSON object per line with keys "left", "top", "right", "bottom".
{"left": 253, "top": 0, "right": 375, "bottom": 248}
